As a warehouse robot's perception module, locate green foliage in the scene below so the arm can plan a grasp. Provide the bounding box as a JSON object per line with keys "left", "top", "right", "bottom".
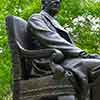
{"left": 84, "top": 0, "right": 100, "bottom": 16}
{"left": 64, "top": 15, "right": 100, "bottom": 54}
{"left": 0, "top": 0, "right": 100, "bottom": 99}
{"left": 57, "top": 0, "right": 83, "bottom": 25}
{"left": 73, "top": 24, "right": 100, "bottom": 54}
{"left": 20, "top": 0, "right": 41, "bottom": 20}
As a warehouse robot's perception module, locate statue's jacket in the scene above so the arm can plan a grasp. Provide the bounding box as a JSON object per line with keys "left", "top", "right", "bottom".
{"left": 27, "top": 10, "right": 84, "bottom": 57}
{"left": 27, "top": 10, "right": 90, "bottom": 79}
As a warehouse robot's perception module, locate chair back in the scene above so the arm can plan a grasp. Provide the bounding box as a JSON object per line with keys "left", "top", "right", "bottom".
{"left": 6, "top": 16, "right": 34, "bottom": 80}
{"left": 6, "top": 16, "right": 34, "bottom": 49}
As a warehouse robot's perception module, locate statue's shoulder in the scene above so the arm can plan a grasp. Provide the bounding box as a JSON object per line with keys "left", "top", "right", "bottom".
{"left": 28, "top": 12, "right": 49, "bottom": 31}
{"left": 29, "top": 13, "right": 42, "bottom": 21}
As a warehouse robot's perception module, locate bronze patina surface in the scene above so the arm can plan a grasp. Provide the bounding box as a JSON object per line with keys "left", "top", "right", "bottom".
{"left": 6, "top": 0, "right": 100, "bottom": 100}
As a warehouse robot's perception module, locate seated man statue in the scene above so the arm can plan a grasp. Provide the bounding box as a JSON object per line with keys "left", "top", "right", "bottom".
{"left": 27, "top": 0, "right": 100, "bottom": 100}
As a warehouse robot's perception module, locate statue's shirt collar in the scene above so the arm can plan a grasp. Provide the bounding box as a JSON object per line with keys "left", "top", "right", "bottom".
{"left": 40, "top": 10, "right": 64, "bottom": 30}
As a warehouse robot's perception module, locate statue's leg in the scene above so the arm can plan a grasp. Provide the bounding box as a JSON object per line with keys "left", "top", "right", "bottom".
{"left": 80, "top": 58, "right": 100, "bottom": 81}
{"left": 61, "top": 58, "right": 100, "bottom": 85}
{"left": 58, "top": 95, "right": 76, "bottom": 100}
{"left": 61, "top": 58, "right": 100, "bottom": 100}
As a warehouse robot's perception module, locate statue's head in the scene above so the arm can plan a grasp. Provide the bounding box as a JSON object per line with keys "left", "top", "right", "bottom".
{"left": 41, "top": 0, "right": 61, "bottom": 16}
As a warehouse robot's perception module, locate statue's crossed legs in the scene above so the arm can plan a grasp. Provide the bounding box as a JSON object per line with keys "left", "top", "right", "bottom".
{"left": 40, "top": 58, "right": 100, "bottom": 100}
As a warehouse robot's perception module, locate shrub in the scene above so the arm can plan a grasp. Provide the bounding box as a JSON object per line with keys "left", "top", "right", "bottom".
{"left": 64, "top": 15, "right": 100, "bottom": 53}
{"left": 57, "top": 0, "right": 83, "bottom": 25}
{"left": 84, "top": 0, "right": 100, "bottom": 16}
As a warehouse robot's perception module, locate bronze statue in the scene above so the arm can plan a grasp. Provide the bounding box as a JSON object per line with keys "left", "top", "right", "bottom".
{"left": 27, "top": 0, "right": 100, "bottom": 100}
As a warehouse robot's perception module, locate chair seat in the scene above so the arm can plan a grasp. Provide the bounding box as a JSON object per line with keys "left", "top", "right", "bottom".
{"left": 16, "top": 75, "right": 76, "bottom": 100}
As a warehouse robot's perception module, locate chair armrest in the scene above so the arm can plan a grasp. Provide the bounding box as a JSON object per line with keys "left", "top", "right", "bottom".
{"left": 16, "top": 40, "right": 64, "bottom": 61}
{"left": 17, "top": 41, "right": 65, "bottom": 79}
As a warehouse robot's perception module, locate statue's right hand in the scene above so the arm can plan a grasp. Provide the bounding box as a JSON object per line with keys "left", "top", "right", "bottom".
{"left": 52, "top": 64, "right": 65, "bottom": 80}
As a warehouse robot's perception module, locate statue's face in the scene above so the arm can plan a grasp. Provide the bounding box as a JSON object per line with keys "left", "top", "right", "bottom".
{"left": 44, "top": 0, "right": 61, "bottom": 15}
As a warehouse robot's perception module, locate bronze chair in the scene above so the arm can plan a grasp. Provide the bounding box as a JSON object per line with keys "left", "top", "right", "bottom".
{"left": 6, "top": 16, "right": 77, "bottom": 100}
{"left": 6, "top": 16, "right": 100, "bottom": 100}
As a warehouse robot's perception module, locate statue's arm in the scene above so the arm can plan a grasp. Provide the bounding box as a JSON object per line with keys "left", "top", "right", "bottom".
{"left": 28, "top": 15, "right": 84, "bottom": 58}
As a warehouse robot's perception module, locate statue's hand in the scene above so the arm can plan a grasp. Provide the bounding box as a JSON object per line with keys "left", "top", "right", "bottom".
{"left": 52, "top": 64, "right": 65, "bottom": 80}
